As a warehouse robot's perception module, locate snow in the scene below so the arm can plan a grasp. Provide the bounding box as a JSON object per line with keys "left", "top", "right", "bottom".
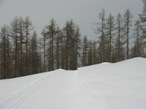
{"left": 0, "top": 57, "right": 146, "bottom": 109}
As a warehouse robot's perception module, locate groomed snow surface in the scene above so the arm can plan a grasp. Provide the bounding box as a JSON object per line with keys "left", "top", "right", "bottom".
{"left": 0, "top": 57, "right": 146, "bottom": 109}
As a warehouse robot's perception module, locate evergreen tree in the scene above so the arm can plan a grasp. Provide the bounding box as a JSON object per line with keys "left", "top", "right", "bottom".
{"left": 41, "top": 28, "right": 48, "bottom": 71}
{"left": 0, "top": 25, "right": 12, "bottom": 79}
{"left": 55, "top": 27, "right": 62, "bottom": 69}
{"left": 114, "top": 13, "right": 125, "bottom": 61}
{"left": 46, "top": 19, "right": 58, "bottom": 71}
{"left": 123, "top": 9, "right": 133, "bottom": 59}
{"left": 30, "top": 31, "right": 39, "bottom": 74}
{"left": 131, "top": 20, "right": 143, "bottom": 57}
{"left": 82, "top": 36, "right": 88, "bottom": 66}
{"left": 105, "top": 14, "right": 115, "bottom": 62}
{"left": 95, "top": 9, "right": 107, "bottom": 63}
{"left": 23, "top": 17, "right": 34, "bottom": 75}
{"left": 139, "top": 0, "right": 146, "bottom": 56}
{"left": 10, "top": 17, "right": 20, "bottom": 77}
{"left": 87, "top": 41, "right": 93, "bottom": 65}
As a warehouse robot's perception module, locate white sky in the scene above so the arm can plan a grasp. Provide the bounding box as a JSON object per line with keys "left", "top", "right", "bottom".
{"left": 0, "top": 0, "right": 143, "bottom": 39}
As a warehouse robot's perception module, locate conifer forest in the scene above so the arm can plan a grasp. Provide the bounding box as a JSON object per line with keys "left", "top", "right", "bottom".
{"left": 0, "top": 0, "right": 146, "bottom": 79}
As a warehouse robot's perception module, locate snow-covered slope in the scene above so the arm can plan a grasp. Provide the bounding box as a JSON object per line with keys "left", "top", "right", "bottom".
{"left": 0, "top": 57, "right": 146, "bottom": 109}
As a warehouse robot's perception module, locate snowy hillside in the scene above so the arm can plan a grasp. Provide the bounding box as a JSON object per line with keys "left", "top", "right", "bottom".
{"left": 0, "top": 57, "right": 146, "bottom": 109}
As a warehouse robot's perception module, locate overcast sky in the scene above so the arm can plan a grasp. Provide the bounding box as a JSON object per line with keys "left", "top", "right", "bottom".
{"left": 0, "top": 0, "right": 143, "bottom": 39}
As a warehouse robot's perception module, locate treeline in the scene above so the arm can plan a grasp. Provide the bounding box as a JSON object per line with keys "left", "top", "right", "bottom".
{"left": 83, "top": 9, "right": 145, "bottom": 65}
{"left": 0, "top": 18, "right": 81, "bottom": 79}
{"left": 0, "top": 1, "right": 146, "bottom": 79}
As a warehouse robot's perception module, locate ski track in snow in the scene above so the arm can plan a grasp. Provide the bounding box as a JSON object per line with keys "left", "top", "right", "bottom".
{"left": 0, "top": 70, "right": 91, "bottom": 109}
{"left": 0, "top": 58, "right": 146, "bottom": 109}
{"left": 0, "top": 72, "right": 55, "bottom": 109}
